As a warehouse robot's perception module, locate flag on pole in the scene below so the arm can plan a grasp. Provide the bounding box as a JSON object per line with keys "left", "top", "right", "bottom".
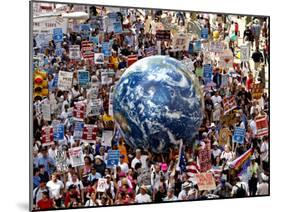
{"left": 176, "top": 140, "right": 187, "bottom": 173}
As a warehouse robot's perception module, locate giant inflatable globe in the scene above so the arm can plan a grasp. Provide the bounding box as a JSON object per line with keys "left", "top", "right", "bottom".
{"left": 113, "top": 56, "right": 204, "bottom": 153}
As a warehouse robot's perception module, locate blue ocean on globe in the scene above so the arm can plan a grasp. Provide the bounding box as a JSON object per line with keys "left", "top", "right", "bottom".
{"left": 113, "top": 56, "right": 204, "bottom": 153}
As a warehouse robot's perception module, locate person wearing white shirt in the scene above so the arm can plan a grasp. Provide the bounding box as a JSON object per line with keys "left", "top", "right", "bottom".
{"left": 65, "top": 173, "right": 84, "bottom": 191}
{"left": 48, "top": 144, "right": 58, "bottom": 160}
{"left": 119, "top": 155, "right": 129, "bottom": 174}
{"left": 46, "top": 173, "right": 64, "bottom": 207}
{"left": 131, "top": 149, "right": 142, "bottom": 170}
{"left": 135, "top": 185, "right": 152, "bottom": 203}
{"left": 163, "top": 188, "right": 178, "bottom": 201}
{"left": 211, "top": 91, "right": 222, "bottom": 105}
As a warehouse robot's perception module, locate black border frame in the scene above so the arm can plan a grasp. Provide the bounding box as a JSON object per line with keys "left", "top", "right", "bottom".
{"left": 29, "top": 0, "right": 270, "bottom": 211}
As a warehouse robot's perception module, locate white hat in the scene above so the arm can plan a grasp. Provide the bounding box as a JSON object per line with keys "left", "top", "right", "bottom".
{"left": 261, "top": 173, "right": 269, "bottom": 181}
{"left": 183, "top": 182, "right": 192, "bottom": 189}
{"left": 95, "top": 155, "right": 103, "bottom": 161}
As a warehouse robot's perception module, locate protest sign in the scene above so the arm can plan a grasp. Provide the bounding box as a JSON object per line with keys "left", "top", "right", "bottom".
{"left": 102, "top": 42, "right": 111, "bottom": 57}
{"left": 252, "top": 83, "right": 264, "bottom": 99}
{"left": 79, "top": 24, "right": 91, "bottom": 39}
{"left": 113, "top": 22, "right": 122, "bottom": 33}
{"left": 233, "top": 127, "right": 246, "bottom": 144}
{"left": 94, "top": 53, "right": 104, "bottom": 64}
{"left": 73, "top": 102, "right": 85, "bottom": 122}
{"left": 203, "top": 64, "right": 213, "bottom": 83}
{"left": 69, "top": 45, "right": 80, "bottom": 60}
{"left": 209, "top": 41, "right": 224, "bottom": 53}
{"left": 49, "top": 93, "right": 58, "bottom": 114}
{"left": 42, "top": 126, "right": 54, "bottom": 146}
{"left": 195, "top": 173, "right": 216, "bottom": 191}
{"left": 102, "top": 130, "right": 114, "bottom": 147}
{"left": 255, "top": 116, "right": 269, "bottom": 138}
{"left": 172, "top": 32, "right": 189, "bottom": 50}
{"left": 55, "top": 44, "right": 62, "bottom": 57}
{"left": 91, "top": 99, "right": 101, "bottom": 116}
{"left": 201, "top": 27, "right": 209, "bottom": 39}
{"left": 97, "top": 178, "right": 107, "bottom": 192}
{"left": 73, "top": 121, "right": 84, "bottom": 140}
{"left": 35, "top": 33, "right": 52, "bottom": 48}
{"left": 82, "top": 124, "right": 98, "bottom": 143}
{"left": 55, "top": 150, "right": 68, "bottom": 172}
{"left": 101, "top": 71, "right": 108, "bottom": 85}
{"left": 221, "top": 74, "right": 229, "bottom": 88}
{"left": 240, "top": 44, "right": 250, "bottom": 62}
{"left": 53, "top": 28, "right": 63, "bottom": 43}
{"left": 219, "top": 49, "right": 234, "bottom": 68}
{"left": 108, "top": 86, "right": 114, "bottom": 116}
{"left": 107, "top": 150, "right": 120, "bottom": 167}
{"left": 89, "top": 16, "right": 104, "bottom": 31}
{"left": 223, "top": 96, "right": 237, "bottom": 115}
{"left": 69, "top": 147, "right": 85, "bottom": 167}
{"left": 220, "top": 110, "right": 238, "bottom": 126}
{"left": 53, "top": 124, "right": 64, "bottom": 141}
{"left": 78, "top": 70, "right": 90, "bottom": 86}
{"left": 42, "top": 103, "right": 51, "bottom": 121}
{"left": 156, "top": 30, "right": 171, "bottom": 41}
{"left": 198, "top": 140, "right": 212, "bottom": 172}
{"left": 33, "top": 16, "right": 67, "bottom": 34}
{"left": 58, "top": 71, "right": 73, "bottom": 91}
{"left": 219, "top": 128, "right": 232, "bottom": 146}
{"left": 194, "top": 40, "right": 202, "bottom": 52}
{"left": 127, "top": 55, "right": 138, "bottom": 67}
{"left": 81, "top": 41, "right": 94, "bottom": 60}
{"left": 145, "top": 47, "right": 156, "bottom": 57}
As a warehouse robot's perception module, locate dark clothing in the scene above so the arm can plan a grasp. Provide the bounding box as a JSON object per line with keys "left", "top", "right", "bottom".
{"left": 93, "top": 162, "right": 106, "bottom": 176}
{"left": 252, "top": 51, "right": 264, "bottom": 63}
{"left": 154, "top": 191, "right": 166, "bottom": 202}
{"left": 39, "top": 171, "right": 50, "bottom": 183}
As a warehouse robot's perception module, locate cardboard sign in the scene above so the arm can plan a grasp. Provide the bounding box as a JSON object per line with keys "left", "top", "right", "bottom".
{"left": 42, "top": 103, "right": 51, "bottom": 121}
{"left": 97, "top": 178, "right": 107, "bottom": 192}
{"left": 81, "top": 41, "right": 94, "bottom": 60}
{"left": 240, "top": 44, "right": 250, "bottom": 62}
{"left": 223, "top": 96, "right": 237, "bottom": 114}
{"left": 55, "top": 150, "right": 68, "bottom": 172}
{"left": 69, "top": 147, "right": 85, "bottom": 167}
{"left": 53, "top": 28, "right": 63, "bottom": 43}
{"left": 127, "top": 55, "right": 138, "bottom": 67}
{"left": 102, "top": 42, "right": 111, "bottom": 57}
{"left": 53, "top": 124, "right": 64, "bottom": 141}
{"left": 203, "top": 64, "right": 213, "bottom": 83}
{"left": 69, "top": 45, "right": 80, "bottom": 60}
{"left": 102, "top": 130, "right": 114, "bottom": 147}
{"left": 156, "top": 30, "right": 171, "bottom": 41}
{"left": 82, "top": 124, "right": 98, "bottom": 143}
{"left": 233, "top": 127, "right": 246, "bottom": 144}
{"left": 73, "top": 102, "right": 85, "bottom": 121}
{"left": 201, "top": 27, "right": 209, "bottom": 39}
{"left": 78, "top": 70, "right": 90, "bottom": 86}
{"left": 94, "top": 53, "right": 104, "bottom": 64}
{"left": 41, "top": 126, "right": 54, "bottom": 146}
{"left": 73, "top": 121, "right": 84, "bottom": 140}
{"left": 79, "top": 24, "right": 91, "bottom": 39}
{"left": 101, "top": 71, "right": 108, "bottom": 85}
{"left": 209, "top": 41, "right": 224, "bottom": 53}
{"left": 195, "top": 173, "right": 216, "bottom": 191}
{"left": 58, "top": 71, "right": 73, "bottom": 91}
{"left": 219, "top": 128, "right": 232, "bottom": 146}
{"left": 252, "top": 83, "right": 264, "bottom": 99}
{"left": 91, "top": 99, "right": 101, "bottom": 116}
{"left": 255, "top": 116, "right": 269, "bottom": 138}
{"left": 107, "top": 150, "right": 120, "bottom": 167}
{"left": 198, "top": 140, "right": 212, "bottom": 172}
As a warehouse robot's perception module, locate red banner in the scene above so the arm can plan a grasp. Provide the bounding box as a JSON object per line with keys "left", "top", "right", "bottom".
{"left": 198, "top": 139, "right": 212, "bottom": 172}
{"left": 42, "top": 126, "right": 54, "bottom": 146}
{"left": 127, "top": 55, "right": 138, "bottom": 67}
{"left": 81, "top": 41, "right": 94, "bottom": 60}
{"left": 73, "top": 102, "right": 85, "bottom": 121}
{"left": 255, "top": 116, "right": 269, "bottom": 138}
{"left": 223, "top": 96, "right": 237, "bottom": 115}
{"left": 82, "top": 124, "right": 98, "bottom": 143}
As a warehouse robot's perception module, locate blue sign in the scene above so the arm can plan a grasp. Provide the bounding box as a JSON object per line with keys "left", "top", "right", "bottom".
{"left": 201, "top": 27, "right": 209, "bottom": 39}
{"left": 107, "top": 150, "right": 120, "bottom": 167}
{"left": 113, "top": 22, "right": 122, "bottom": 33}
{"left": 90, "top": 35, "right": 99, "bottom": 45}
{"left": 78, "top": 70, "right": 90, "bottom": 86}
{"left": 102, "top": 42, "right": 111, "bottom": 57}
{"left": 53, "top": 28, "right": 63, "bottom": 43}
{"left": 233, "top": 127, "right": 246, "bottom": 144}
{"left": 52, "top": 74, "right": 58, "bottom": 89}
{"left": 79, "top": 24, "right": 91, "bottom": 39}
{"left": 203, "top": 64, "right": 213, "bottom": 83}
{"left": 194, "top": 40, "right": 202, "bottom": 52}
{"left": 54, "top": 124, "right": 65, "bottom": 141}
{"left": 73, "top": 122, "right": 84, "bottom": 140}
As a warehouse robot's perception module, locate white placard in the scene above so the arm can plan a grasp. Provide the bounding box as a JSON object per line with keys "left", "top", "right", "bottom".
{"left": 58, "top": 71, "right": 73, "bottom": 91}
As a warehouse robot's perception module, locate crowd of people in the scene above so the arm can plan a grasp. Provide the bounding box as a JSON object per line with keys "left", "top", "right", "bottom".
{"left": 32, "top": 3, "right": 269, "bottom": 210}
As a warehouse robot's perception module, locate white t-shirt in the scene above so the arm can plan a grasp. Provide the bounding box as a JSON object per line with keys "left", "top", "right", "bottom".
{"left": 48, "top": 148, "right": 58, "bottom": 160}
{"left": 249, "top": 119, "right": 257, "bottom": 136}
{"left": 163, "top": 195, "right": 178, "bottom": 201}
{"left": 66, "top": 180, "right": 84, "bottom": 191}
{"left": 178, "top": 190, "right": 187, "bottom": 200}
{"left": 46, "top": 180, "right": 64, "bottom": 199}
{"left": 131, "top": 157, "right": 141, "bottom": 170}
{"left": 260, "top": 141, "right": 269, "bottom": 162}
{"left": 211, "top": 95, "right": 222, "bottom": 105}
{"left": 135, "top": 193, "right": 152, "bottom": 203}
{"left": 119, "top": 162, "right": 129, "bottom": 174}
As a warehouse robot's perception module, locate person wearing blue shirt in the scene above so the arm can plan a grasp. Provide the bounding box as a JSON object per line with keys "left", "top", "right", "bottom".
{"left": 38, "top": 148, "right": 56, "bottom": 175}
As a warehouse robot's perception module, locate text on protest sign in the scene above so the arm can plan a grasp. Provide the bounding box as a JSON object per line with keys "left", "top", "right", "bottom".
{"left": 33, "top": 17, "right": 67, "bottom": 34}
{"left": 219, "top": 49, "right": 234, "bottom": 68}
{"left": 209, "top": 41, "right": 224, "bottom": 53}
{"left": 233, "top": 127, "right": 246, "bottom": 144}
{"left": 82, "top": 124, "right": 98, "bottom": 143}
{"left": 195, "top": 173, "right": 216, "bottom": 191}
{"left": 223, "top": 96, "right": 237, "bottom": 115}
{"left": 53, "top": 28, "right": 63, "bottom": 43}
{"left": 69, "top": 147, "right": 85, "bottom": 167}
{"left": 107, "top": 150, "right": 120, "bottom": 167}
{"left": 156, "top": 30, "right": 171, "bottom": 41}
{"left": 198, "top": 140, "right": 212, "bottom": 172}
{"left": 81, "top": 41, "right": 94, "bottom": 60}
{"left": 42, "top": 103, "right": 51, "bottom": 121}
{"left": 73, "top": 121, "right": 84, "bottom": 140}
{"left": 219, "top": 128, "right": 232, "bottom": 146}
{"left": 201, "top": 27, "right": 209, "bottom": 39}
{"left": 203, "top": 64, "right": 213, "bottom": 83}
{"left": 79, "top": 24, "right": 91, "bottom": 39}
{"left": 240, "top": 44, "right": 250, "bottom": 62}
{"left": 102, "top": 42, "right": 112, "bottom": 57}
{"left": 73, "top": 102, "right": 85, "bottom": 121}
{"left": 69, "top": 45, "right": 81, "bottom": 60}
{"left": 42, "top": 126, "right": 54, "bottom": 146}
{"left": 53, "top": 124, "right": 65, "bottom": 141}
{"left": 94, "top": 53, "right": 105, "bottom": 64}
{"left": 255, "top": 116, "right": 269, "bottom": 138}
{"left": 78, "top": 70, "right": 90, "bottom": 86}
{"left": 58, "top": 71, "right": 73, "bottom": 91}
{"left": 97, "top": 178, "right": 107, "bottom": 192}
{"left": 252, "top": 83, "right": 264, "bottom": 99}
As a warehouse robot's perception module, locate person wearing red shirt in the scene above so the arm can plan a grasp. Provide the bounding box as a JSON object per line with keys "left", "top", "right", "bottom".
{"left": 37, "top": 191, "right": 55, "bottom": 209}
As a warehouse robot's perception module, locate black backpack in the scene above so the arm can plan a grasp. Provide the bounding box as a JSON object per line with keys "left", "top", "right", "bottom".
{"left": 234, "top": 184, "right": 246, "bottom": 198}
